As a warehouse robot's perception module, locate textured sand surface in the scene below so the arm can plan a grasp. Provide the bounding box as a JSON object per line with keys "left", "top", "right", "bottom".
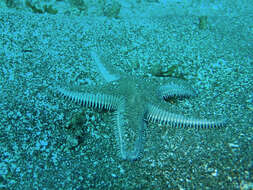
{"left": 0, "top": 7, "right": 252, "bottom": 189}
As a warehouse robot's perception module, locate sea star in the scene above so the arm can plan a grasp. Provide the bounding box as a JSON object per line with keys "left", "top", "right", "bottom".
{"left": 54, "top": 50, "right": 227, "bottom": 161}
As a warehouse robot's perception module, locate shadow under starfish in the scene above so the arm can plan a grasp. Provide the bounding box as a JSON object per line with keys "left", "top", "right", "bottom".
{"left": 54, "top": 50, "right": 227, "bottom": 161}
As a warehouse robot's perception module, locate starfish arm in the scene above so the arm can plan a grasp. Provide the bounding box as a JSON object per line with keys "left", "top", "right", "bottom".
{"left": 113, "top": 100, "right": 127, "bottom": 159}
{"left": 56, "top": 87, "right": 122, "bottom": 111}
{"left": 157, "top": 82, "right": 196, "bottom": 100}
{"left": 90, "top": 50, "right": 120, "bottom": 83}
{"left": 128, "top": 117, "right": 146, "bottom": 160}
{"left": 146, "top": 104, "right": 227, "bottom": 129}
{"left": 113, "top": 100, "right": 146, "bottom": 161}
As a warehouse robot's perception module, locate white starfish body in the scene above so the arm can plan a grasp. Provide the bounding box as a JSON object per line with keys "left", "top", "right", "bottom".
{"left": 54, "top": 51, "right": 227, "bottom": 161}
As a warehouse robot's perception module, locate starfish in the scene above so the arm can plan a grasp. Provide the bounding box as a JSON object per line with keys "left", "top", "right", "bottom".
{"left": 54, "top": 50, "right": 227, "bottom": 161}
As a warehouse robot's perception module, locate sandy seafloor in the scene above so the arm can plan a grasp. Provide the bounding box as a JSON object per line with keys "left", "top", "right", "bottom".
{"left": 0, "top": 4, "right": 252, "bottom": 190}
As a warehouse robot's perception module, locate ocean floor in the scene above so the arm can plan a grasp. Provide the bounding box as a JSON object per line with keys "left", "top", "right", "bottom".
{"left": 0, "top": 2, "right": 252, "bottom": 189}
